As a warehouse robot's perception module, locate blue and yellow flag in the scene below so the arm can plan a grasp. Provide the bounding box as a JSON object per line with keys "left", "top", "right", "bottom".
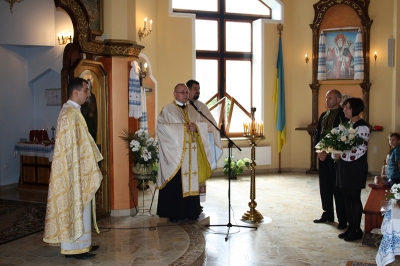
{"left": 273, "top": 36, "right": 286, "bottom": 153}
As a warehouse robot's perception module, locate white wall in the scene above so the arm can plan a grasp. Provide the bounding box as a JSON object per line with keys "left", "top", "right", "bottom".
{"left": 0, "top": 1, "right": 70, "bottom": 186}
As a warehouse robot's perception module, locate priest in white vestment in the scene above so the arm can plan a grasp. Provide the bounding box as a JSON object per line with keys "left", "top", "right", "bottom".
{"left": 43, "top": 78, "right": 103, "bottom": 260}
{"left": 156, "top": 83, "right": 213, "bottom": 221}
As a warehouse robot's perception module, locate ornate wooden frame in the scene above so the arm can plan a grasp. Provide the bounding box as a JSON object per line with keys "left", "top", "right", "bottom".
{"left": 306, "top": 0, "right": 373, "bottom": 173}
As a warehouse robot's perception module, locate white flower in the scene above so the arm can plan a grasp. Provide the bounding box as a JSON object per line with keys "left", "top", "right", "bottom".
{"left": 339, "top": 124, "right": 345, "bottom": 131}
{"left": 340, "top": 136, "right": 347, "bottom": 142}
{"left": 348, "top": 128, "right": 356, "bottom": 134}
{"left": 348, "top": 134, "right": 355, "bottom": 140}
{"left": 331, "top": 129, "right": 338, "bottom": 134}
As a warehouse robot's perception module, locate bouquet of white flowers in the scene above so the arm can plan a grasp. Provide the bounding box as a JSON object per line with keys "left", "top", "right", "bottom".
{"left": 315, "top": 123, "right": 365, "bottom": 154}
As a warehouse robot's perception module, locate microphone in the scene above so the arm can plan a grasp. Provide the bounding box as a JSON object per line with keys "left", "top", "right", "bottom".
{"left": 189, "top": 100, "right": 199, "bottom": 111}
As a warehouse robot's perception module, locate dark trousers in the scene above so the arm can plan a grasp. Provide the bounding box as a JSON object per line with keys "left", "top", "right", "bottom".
{"left": 318, "top": 157, "right": 347, "bottom": 223}
{"left": 341, "top": 188, "right": 363, "bottom": 231}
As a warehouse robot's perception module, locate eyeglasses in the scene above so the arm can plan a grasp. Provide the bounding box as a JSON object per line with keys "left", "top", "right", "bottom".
{"left": 175, "top": 91, "right": 189, "bottom": 95}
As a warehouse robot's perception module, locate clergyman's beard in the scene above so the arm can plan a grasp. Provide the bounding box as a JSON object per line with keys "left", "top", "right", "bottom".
{"left": 193, "top": 94, "right": 199, "bottom": 100}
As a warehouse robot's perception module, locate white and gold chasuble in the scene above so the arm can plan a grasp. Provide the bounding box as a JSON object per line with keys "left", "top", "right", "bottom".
{"left": 156, "top": 102, "right": 212, "bottom": 197}
{"left": 43, "top": 102, "right": 103, "bottom": 249}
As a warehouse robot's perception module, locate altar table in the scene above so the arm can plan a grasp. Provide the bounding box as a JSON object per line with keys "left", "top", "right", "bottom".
{"left": 14, "top": 142, "right": 54, "bottom": 189}
{"left": 14, "top": 142, "right": 54, "bottom": 161}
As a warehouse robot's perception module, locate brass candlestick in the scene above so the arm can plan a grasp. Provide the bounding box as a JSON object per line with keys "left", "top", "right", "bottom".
{"left": 241, "top": 134, "right": 264, "bottom": 223}
{"left": 242, "top": 107, "right": 264, "bottom": 223}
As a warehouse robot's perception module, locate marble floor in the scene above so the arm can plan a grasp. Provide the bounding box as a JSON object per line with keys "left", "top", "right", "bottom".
{"left": 0, "top": 172, "right": 399, "bottom": 265}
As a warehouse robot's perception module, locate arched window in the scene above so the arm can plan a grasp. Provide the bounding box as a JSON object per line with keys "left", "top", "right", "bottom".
{"left": 172, "top": 0, "right": 282, "bottom": 137}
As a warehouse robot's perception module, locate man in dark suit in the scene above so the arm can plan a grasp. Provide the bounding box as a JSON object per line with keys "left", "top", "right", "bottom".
{"left": 313, "top": 89, "right": 348, "bottom": 230}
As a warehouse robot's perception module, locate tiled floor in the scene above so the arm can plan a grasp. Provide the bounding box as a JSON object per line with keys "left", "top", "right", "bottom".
{"left": 0, "top": 172, "right": 398, "bottom": 265}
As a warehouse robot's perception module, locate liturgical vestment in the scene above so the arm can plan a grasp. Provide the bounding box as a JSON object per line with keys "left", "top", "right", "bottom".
{"left": 43, "top": 101, "right": 103, "bottom": 254}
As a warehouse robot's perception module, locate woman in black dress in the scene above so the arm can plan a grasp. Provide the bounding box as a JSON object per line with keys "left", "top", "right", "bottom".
{"left": 333, "top": 98, "right": 370, "bottom": 241}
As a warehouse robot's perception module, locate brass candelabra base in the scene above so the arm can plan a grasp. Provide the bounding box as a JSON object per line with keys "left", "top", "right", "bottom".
{"left": 241, "top": 135, "right": 264, "bottom": 223}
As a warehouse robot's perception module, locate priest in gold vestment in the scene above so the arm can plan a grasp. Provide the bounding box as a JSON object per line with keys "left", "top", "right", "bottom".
{"left": 156, "top": 83, "right": 213, "bottom": 222}
{"left": 43, "top": 78, "right": 103, "bottom": 260}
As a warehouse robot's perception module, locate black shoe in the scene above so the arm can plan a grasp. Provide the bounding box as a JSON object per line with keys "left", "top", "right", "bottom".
{"left": 313, "top": 216, "right": 334, "bottom": 223}
{"left": 169, "top": 218, "right": 179, "bottom": 223}
{"left": 344, "top": 229, "right": 363, "bottom": 241}
{"left": 65, "top": 253, "right": 96, "bottom": 259}
{"left": 338, "top": 228, "right": 352, "bottom": 239}
{"left": 90, "top": 245, "right": 99, "bottom": 252}
{"left": 337, "top": 222, "right": 347, "bottom": 229}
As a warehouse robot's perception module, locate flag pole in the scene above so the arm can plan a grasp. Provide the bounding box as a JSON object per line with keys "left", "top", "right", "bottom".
{"left": 277, "top": 24, "right": 283, "bottom": 174}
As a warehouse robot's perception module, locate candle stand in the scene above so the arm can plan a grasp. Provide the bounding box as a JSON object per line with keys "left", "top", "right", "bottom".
{"left": 242, "top": 107, "right": 265, "bottom": 223}
{"left": 241, "top": 134, "right": 264, "bottom": 223}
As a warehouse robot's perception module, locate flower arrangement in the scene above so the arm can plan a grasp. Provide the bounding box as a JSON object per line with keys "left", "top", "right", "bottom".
{"left": 315, "top": 122, "right": 365, "bottom": 154}
{"left": 223, "top": 157, "right": 250, "bottom": 176}
{"left": 119, "top": 129, "right": 158, "bottom": 184}
{"left": 385, "top": 183, "right": 400, "bottom": 207}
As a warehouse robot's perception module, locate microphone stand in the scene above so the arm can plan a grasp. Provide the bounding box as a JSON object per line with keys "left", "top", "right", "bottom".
{"left": 188, "top": 100, "right": 256, "bottom": 242}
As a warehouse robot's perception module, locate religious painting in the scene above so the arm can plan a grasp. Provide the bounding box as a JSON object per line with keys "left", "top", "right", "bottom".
{"left": 323, "top": 28, "right": 360, "bottom": 80}
{"left": 80, "top": 0, "right": 103, "bottom": 36}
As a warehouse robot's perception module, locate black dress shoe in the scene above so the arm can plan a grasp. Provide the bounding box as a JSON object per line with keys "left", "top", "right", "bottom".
{"left": 338, "top": 228, "right": 352, "bottom": 239}
{"left": 313, "top": 216, "right": 334, "bottom": 223}
{"left": 337, "top": 223, "right": 347, "bottom": 229}
{"left": 65, "top": 252, "right": 96, "bottom": 259}
{"left": 344, "top": 229, "right": 363, "bottom": 241}
{"left": 90, "top": 245, "right": 99, "bottom": 252}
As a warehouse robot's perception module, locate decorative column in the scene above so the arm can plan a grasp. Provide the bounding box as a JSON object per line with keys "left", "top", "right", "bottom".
{"left": 242, "top": 107, "right": 264, "bottom": 223}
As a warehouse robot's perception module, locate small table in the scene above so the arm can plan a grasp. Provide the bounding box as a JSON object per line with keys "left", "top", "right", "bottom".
{"left": 14, "top": 142, "right": 55, "bottom": 189}
{"left": 14, "top": 142, "right": 55, "bottom": 161}
{"left": 376, "top": 200, "right": 400, "bottom": 266}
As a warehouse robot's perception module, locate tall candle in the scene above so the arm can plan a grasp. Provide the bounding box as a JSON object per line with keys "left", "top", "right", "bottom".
{"left": 144, "top": 17, "right": 147, "bottom": 29}
{"left": 150, "top": 20, "right": 153, "bottom": 31}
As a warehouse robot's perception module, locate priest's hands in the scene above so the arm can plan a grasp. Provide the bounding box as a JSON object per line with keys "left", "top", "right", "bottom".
{"left": 186, "top": 123, "right": 197, "bottom": 133}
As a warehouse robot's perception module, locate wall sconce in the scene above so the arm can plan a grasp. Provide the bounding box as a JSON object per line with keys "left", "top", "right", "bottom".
{"left": 374, "top": 51, "right": 377, "bottom": 61}
{"left": 305, "top": 53, "right": 309, "bottom": 64}
{"left": 57, "top": 31, "right": 73, "bottom": 45}
{"left": 138, "top": 17, "right": 152, "bottom": 41}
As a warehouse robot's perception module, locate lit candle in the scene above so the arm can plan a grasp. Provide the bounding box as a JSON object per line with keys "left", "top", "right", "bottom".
{"left": 305, "top": 53, "right": 308, "bottom": 58}
{"left": 150, "top": 20, "right": 153, "bottom": 31}
{"left": 144, "top": 62, "right": 148, "bottom": 71}
{"left": 144, "top": 17, "right": 147, "bottom": 29}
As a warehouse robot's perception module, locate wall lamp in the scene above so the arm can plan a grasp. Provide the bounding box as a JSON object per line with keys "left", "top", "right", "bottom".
{"left": 57, "top": 31, "right": 73, "bottom": 45}
{"left": 138, "top": 17, "right": 153, "bottom": 41}
{"left": 374, "top": 51, "right": 377, "bottom": 61}
{"left": 305, "top": 53, "right": 309, "bottom": 64}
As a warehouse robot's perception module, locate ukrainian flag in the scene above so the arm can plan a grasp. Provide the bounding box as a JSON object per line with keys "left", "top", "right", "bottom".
{"left": 273, "top": 36, "right": 286, "bottom": 153}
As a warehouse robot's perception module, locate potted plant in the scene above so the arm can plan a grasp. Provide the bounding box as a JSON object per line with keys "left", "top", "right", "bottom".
{"left": 223, "top": 157, "right": 250, "bottom": 179}
{"left": 119, "top": 129, "right": 158, "bottom": 186}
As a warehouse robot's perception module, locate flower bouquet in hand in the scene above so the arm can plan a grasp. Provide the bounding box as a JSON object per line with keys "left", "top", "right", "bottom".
{"left": 315, "top": 123, "right": 365, "bottom": 154}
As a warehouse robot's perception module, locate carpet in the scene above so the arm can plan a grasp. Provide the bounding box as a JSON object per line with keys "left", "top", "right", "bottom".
{"left": 362, "top": 231, "right": 383, "bottom": 248}
{"left": 0, "top": 199, "right": 46, "bottom": 245}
